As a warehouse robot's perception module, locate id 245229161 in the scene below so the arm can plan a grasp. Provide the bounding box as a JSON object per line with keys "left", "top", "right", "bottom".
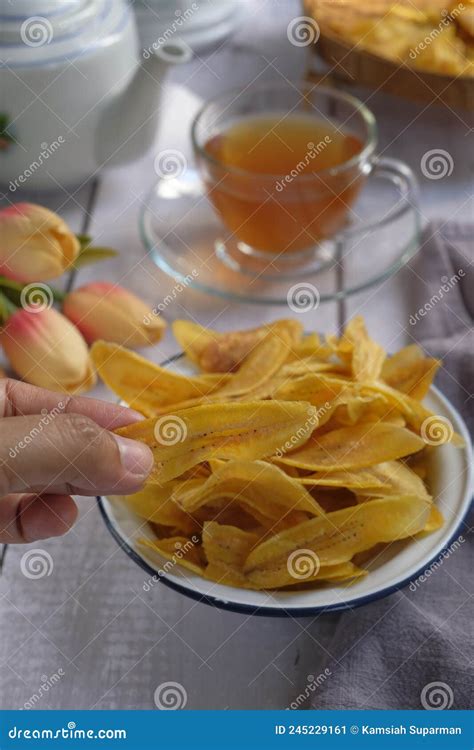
{"left": 275, "top": 725, "right": 348, "bottom": 735}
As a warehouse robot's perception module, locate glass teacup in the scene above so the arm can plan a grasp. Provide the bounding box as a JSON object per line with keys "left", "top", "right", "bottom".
{"left": 192, "top": 81, "right": 378, "bottom": 259}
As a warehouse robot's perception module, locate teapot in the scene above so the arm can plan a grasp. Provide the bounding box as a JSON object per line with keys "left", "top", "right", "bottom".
{"left": 0, "top": 0, "right": 192, "bottom": 191}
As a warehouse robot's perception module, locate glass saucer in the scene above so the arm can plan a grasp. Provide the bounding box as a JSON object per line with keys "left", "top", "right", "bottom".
{"left": 139, "top": 157, "right": 421, "bottom": 305}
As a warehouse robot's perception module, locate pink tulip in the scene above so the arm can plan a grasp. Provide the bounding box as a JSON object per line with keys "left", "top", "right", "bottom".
{"left": 62, "top": 282, "right": 166, "bottom": 347}
{"left": 0, "top": 203, "right": 80, "bottom": 282}
{"left": 0, "top": 307, "right": 96, "bottom": 393}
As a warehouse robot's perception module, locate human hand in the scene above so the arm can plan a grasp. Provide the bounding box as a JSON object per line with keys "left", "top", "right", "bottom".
{"left": 0, "top": 378, "right": 153, "bottom": 543}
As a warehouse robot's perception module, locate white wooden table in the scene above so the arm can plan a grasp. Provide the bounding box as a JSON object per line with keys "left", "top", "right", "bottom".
{"left": 0, "top": 0, "right": 472, "bottom": 710}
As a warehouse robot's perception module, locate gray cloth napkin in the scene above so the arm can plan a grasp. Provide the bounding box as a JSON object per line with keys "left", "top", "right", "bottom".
{"left": 311, "top": 222, "right": 473, "bottom": 710}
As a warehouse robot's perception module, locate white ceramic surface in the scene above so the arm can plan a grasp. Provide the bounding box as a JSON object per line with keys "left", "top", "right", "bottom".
{"left": 0, "top": 0, "right": 192, "bottom": 190}
{"left": 100, "top": 360, "right": 473, "bottom": 616}
{"left": 133, "top": 0, "right": 242, "bottom": 53}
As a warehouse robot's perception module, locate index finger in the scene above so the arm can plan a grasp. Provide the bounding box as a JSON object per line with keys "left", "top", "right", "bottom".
{"left": 0, "top": 378, "right": 144, "bottom": 429}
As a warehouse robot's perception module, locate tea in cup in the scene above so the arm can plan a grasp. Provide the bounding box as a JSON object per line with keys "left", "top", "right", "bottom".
{"left": 192, "top": 82, "right": 377, "bottom": 258}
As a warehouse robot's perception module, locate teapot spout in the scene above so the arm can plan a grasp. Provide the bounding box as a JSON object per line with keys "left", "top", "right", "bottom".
{"left": 95, "top": 41, "right": 192, "bottom": 167}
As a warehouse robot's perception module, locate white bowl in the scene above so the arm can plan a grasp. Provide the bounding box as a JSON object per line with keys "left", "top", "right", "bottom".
{"left": 98, "top": 355, "right": 473, "bottom": 616}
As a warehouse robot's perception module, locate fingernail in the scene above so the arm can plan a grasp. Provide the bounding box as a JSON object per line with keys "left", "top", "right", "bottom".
{"left": 113, "top": 435, "right": 154, "bottom": 479}
{"left": 126, "top": 408, "right": 146, "bottom": 422}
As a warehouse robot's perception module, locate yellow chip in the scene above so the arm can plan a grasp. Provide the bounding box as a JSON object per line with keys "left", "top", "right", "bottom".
{"left": 341, "top": 316, "right": 386, "bottom": 382}
{"left": 117, "top": 484, "right": 198, "bottom": 534}
{"left": 90, "top": 340, "right": 227, "bottom": 416}
{"left": 202, "top": 522, "right": 364, "bottom": 589}
{"left": 172, "top": 319, "right": 302, "bottom": 373}
{"left": 287, "top": 332, "right": 333, "bottom": 362}
{"left": 296, "top": 467, "right": 387, "bottom": 491}
{"left": 275, "top": 423, "right": 425, "bottom": 472}
{"left": 117, "top": 400, "right": 317, "bottom": 482}
{"left": 175, "top": 459, "right": 323, "bottom": 519}
{"left": 275, "top": 372, "right": 350, "bottom": 404}
{"left": 415, "top": 505, "right": 444, "bottom": 537}
{"left": 202, "top": 521, "right": 260, "bottom": 587}
{"left": 245, "top": 560, "right": 366, "bottom": 590}
{"left": 382, "top": 344, "right": 440, "bottom": 400}
{"left": 355, "top": 460, "right": 431, "bottom": 500}
{"left": 244, "top": 495, "right": 430, "bottom": 583}
{"left": 215, "top": 329, "right": 292, "bottom": 398}
{"left": 138, "top": 535, "right": 205, "bottom": 575}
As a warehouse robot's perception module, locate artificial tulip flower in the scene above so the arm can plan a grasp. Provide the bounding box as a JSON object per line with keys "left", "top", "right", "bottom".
{"left": 0, "top": 307, "right": 96, "bottom": 394}
{"left": 0, "top": 203, "right": 80, "bottom": 282}
{"left": 62, "top": 282, "right": 166, "bottom": 347}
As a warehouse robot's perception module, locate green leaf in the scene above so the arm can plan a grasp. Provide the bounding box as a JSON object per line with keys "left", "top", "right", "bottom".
{"left": 72, "top": 246, "right": 119, "bottom": 269}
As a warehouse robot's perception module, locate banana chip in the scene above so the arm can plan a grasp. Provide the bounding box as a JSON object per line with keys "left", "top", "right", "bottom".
{"left": 275, "top": 423, "right": 425, "bottom": 472}
{"left": 416, "top": 505, "right": 444, "bottom": 537}
{"left": 175, "top": 459, "right": 323, "bottom": 519}
{"left": 355, "top": 460, "right": 431, "bottom": 500}
{"left": 247, "top": 560, "right": 365, "bottom": 590}
{"left": 296, "top": 467, "right": 388, "bottom": 491}
{"left": 202, "top": 522, "right": 260, "bottom": 588}
{"left": 244, "top": 495, "right": 430, "bottom": 583}
{"left": 117, "top": 484, "right": 198, "bottom": 535}
{"left": 341, "top": 316, "right": 386, "bottom": 382}
{"left": 172, "top": 319, "right": 302, "bottom": 373}
{"left": 98, "top": 315, "right": 460, "bottom": 592}
{"left": 287, "top": 332, "right": 333, "bottom": 362}
{"left": 215, "top": 329, "right": 292, "bottom": 397}
{"left": 91, "top": 340, "right": 226, "bottom": 416}
{"left": 382, "top": 345, "right": 440, "bottom": 400}
{"left": 139, "top": 536, "right": 205, "bottom": 575}
{"left": 117, "top": 401, "right": 317, "bottom": 482}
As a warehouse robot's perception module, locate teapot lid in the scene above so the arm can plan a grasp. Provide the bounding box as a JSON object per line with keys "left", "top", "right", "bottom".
{"left": 0, "top": 0, "right": 131, "bottom": 66}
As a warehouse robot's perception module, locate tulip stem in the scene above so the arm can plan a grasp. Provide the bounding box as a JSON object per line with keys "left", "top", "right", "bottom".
{"left": 0, "top": 276, "right": 25, "bottom": 293}
{"left": 0, "top": 278, "right": 66, "bottom": 306}
{"left": 0, "top": 290, "right": 18, "bottom": 324}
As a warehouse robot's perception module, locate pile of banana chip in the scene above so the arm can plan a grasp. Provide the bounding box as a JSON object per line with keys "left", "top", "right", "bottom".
{"left": 91, "top": 317, "right": 462, "bottom": 591}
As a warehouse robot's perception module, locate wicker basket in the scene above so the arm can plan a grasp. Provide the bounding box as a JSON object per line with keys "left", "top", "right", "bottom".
{"left": 303, "top": 0, "right": 474, "bottom": 110}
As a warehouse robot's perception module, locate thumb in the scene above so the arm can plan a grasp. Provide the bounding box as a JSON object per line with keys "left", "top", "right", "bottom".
{"left": 0, "top": 413, "right": 154, "bottom": 496}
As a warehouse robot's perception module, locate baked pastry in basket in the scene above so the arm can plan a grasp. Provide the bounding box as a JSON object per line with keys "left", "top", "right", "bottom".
{"left": 305, "top": 0, "right": 474, "bottom": 77}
